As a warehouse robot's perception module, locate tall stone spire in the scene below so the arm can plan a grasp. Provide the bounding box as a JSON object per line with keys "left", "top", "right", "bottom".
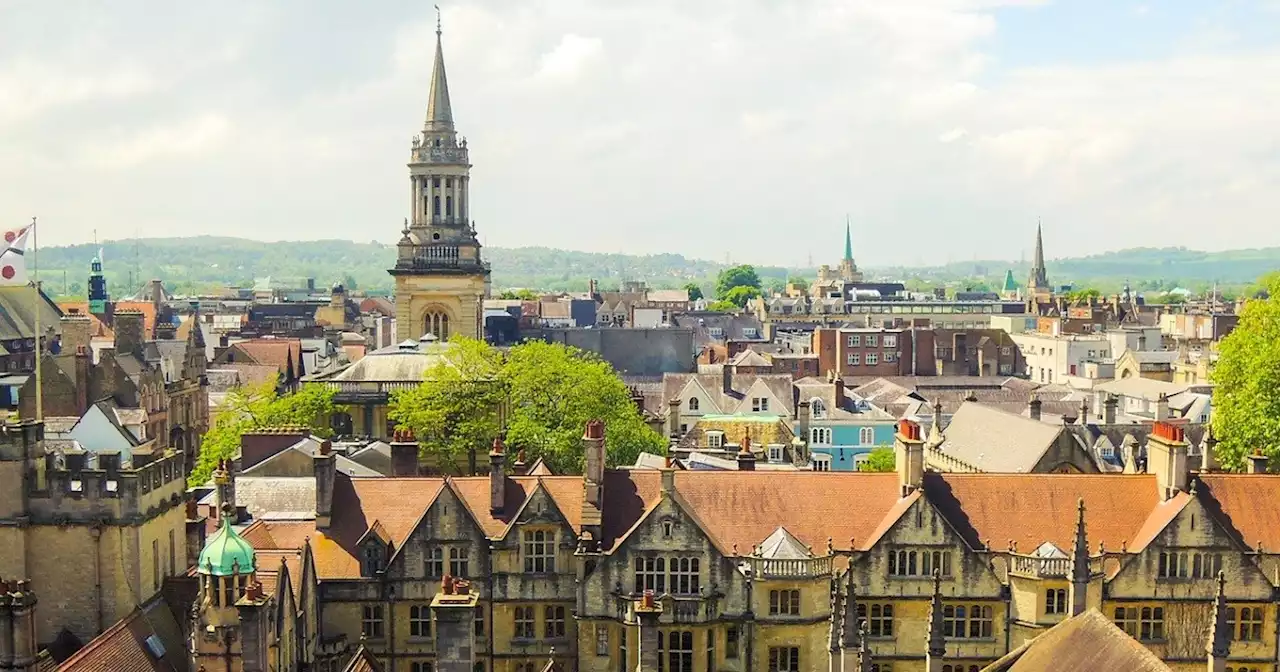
{"left": 926, "top": 571, "right": 946, "bottom": 672}
{"left": 1027, "top": 220, "right": 1049, "bottom": 291}
{"left": 844, "top": 216, "right": 853, "bottom": 262}
{"left": 1069, "top": 498, "right": 1090, "bottom": 616}
{"left": 424, "top": 8, "right": 454, "bottom": 132}
{"left": 1207, "top": 571, "right": 1231, "bottom": 672}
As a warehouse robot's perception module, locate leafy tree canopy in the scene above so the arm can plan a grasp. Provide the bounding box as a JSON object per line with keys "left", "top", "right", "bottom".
{"left": 190, "top": 382, "right": 340, "bottom": 486}
{"left": 724, "top": 285, "right": 762, "bottom": 308}
{"left": 389, "top": 338, "right": 665, "bottom": 474}
{"left": 499, "top": 289, "right": 540, "bottom": 300}
{"left": 1212, "top": 273, "right": 1280, "bottom": 470}
{"left": 1063, "top": 288, "right": 1102, "bottom": 302}
{"left": 859, "top": 448, "right": 896, "bottom": 472}
{"left": 705, "top": 300, "right": 738, "bottom": 312}
{"left": 683, "top": 282, "right": 704, "bottom": 302}
{"left": 716, "top": 264, "right": 761, "bottom": 298}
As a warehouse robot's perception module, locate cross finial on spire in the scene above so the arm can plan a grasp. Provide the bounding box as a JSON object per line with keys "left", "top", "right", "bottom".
{"left": 435, "top": 4, "right": 442, "bottom": 35}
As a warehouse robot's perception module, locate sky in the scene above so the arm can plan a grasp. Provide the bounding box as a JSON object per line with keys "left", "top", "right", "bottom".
{"left": 3, "top": 0, "right": 1280, "bottom": 267}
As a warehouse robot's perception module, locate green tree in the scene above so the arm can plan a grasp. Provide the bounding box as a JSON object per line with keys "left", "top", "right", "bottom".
{"left": 498, "top": 289, "right": 540, "bottom": 300}
{"left": 390, "top": 338, "right": 665, "bottom": 474}
{"left": 859, "top": 447, "right": 896, "bottom": 472}
{"left": 1064, "top": 288, "right": 1102, "bottom": 302}
{"left": 683, "top": 282, "right": 704, "bottom": 301}
{"left": 716, "top": 264, "right": 761, "bottom": 299}
{"left": 1212, "top": 275, "right": 1280, "bottom": 470}
{"left": 342, "top": 274, "right": 359, "bottom": 291}
{"left": 723, "top": 285, "right": 762, "bottom": 308}
{"left": 706, "top": 300, "right": 737, "bottom": 312}
{"left": 190, "top": 382, "right": 340, "bottom": 486}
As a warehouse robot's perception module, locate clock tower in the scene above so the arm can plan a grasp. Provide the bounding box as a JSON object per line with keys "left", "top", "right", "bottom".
{"left": 391, "top": 17, "right": 490, "bottom": 342}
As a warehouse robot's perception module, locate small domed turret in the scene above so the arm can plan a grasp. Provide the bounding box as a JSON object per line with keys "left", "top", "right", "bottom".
{"left": 198, "top": 516, "right": 256, "bottom": 577}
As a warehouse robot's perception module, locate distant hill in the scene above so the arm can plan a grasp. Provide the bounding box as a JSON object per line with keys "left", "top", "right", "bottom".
{"left": 31, "top": 237, "right": 1280, "bottom": 298}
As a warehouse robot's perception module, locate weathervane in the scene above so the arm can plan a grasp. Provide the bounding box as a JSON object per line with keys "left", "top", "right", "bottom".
{"left": 435, "top": 5, "right": 442, "bottom": 34}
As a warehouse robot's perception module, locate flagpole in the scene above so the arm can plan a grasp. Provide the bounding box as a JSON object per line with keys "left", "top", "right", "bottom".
{"left": 32, "top": 216, "right": 41, "bottom": 422}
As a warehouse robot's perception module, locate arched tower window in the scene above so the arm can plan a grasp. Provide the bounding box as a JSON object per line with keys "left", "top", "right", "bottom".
{"left": 433, "top": 196, "right": 441, "bottom": 216}
{"left": 425, "top": 311, "right": 450, "bottom": 341}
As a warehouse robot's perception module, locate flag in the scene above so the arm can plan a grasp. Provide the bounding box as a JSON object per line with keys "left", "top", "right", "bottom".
{"left": 0, "top": 224, "right": 32, "bottom": 285}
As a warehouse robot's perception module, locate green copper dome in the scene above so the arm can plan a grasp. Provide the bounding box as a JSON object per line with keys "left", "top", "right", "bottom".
{"left": 198, "top": 517, "right": 256, "bottom": 576}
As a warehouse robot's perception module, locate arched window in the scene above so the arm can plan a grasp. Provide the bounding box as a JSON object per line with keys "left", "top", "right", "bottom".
{"left": 688, "top": 398, "right": 699, "bottom": 411}
{"left": 433, "top": 196, "right": 441, "bottom": 216}
{"left": 424, "top": 311, "right": 450, "bottom": 341}
{"left": 810, "top": 398, "right": 826, "bottom": 419}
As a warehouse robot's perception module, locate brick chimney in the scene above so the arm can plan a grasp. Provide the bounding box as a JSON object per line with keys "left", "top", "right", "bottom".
{"left": 59, "top": 314, "right": 92, "bottom": 356}
{"left": 1103, "top": 394, "right": 1118, "bottom": 424}
{"left": 1028, "top": 396, "right": 1042, "bottom": 421}
{"left": 236, "top": 580, "right": 272, "bottom": 672}
{"left": 1155, "top": 393, "right": 1169, "bottom": 421}
{"left": 1147, "top": 421, "right": 1188, "bottom": 499}
{"left": 895, "top": 419, "right": 924, "bottom": 495}
{"left": 239, "top": 427, "right": 311, "bottom": 471}
{"left": 580, "top": 421, "right": 607, "bottom": 540}
{"left": 666, "top": 397, "right": 681, "bottom": 441}
{"left": 390, "top": 428, "right": 419, "bottom": 477}
{"left": 736, "top": 435, "right": 756, "bottom": 471}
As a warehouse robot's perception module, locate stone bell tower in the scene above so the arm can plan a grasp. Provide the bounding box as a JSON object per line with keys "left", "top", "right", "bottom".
{"left": 391, "top": 12, "right": 490, "bottom": 343}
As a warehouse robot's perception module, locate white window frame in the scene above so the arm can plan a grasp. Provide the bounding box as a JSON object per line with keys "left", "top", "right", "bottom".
{"left": 706, "top": 431, "right": 725, "bottom": 449}
{"left": 752, "top": 397, "right": 769, "bottom": 412}
{"left": 810, "top": 427, "right": 832, "bottom": 445}
{"left": 866, "top": 334, "right": 878, "bottom": 347}
{"left": 768, "top": 445, "right": 784, "bottom": 462}
{"left": 848, "top": 335, "right": 861, "bottom": 347}
{"left": 883, "top": 334, "right": 897, "bottom": 348}
{"left": 859, "top": 427, "right": 875, "bottom": 446}
{"left": 848, "top": 353, "right": 860, "bottom": 366}
{"left": 866, "top": 353, "right": 878, "bottom": 366}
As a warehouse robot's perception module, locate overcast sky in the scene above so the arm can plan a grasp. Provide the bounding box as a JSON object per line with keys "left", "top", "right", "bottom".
{"left": 3, "top": 1, "right": 1280, "bottom": 267}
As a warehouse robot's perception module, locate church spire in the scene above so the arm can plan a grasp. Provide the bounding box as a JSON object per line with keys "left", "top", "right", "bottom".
{"left": 1027, "top": 219, "right": 1049, "bottom": 291}
{"left": 424, "top": 7, "right": 454, "bottom": 132}
{"left": 844, "top": 216, "right": 853, "bottom": 262}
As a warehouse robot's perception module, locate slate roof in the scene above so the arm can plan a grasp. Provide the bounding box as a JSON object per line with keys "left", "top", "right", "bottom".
{"left": 199, "top": 477, "right": 317, "bottom": 521}
{"left": 934, "top": 402, "right": 1072, "bottom": 472}
{"left": 220, "top": 338, "right": 301, "bottom": 372}
{"left": 0, "top": 285, "right": 62, "bottom": 342}
{"left": 661, "top": 372, "right": 796, "bottom": 417}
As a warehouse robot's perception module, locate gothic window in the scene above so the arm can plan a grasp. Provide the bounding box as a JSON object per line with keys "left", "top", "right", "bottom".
{"left": 360, "top": 541, "right": 385, "bottom": 576}
{"left": 810, "top": 398, "right": 826, "bottom": 419}
{"left": 857, "top": 603, "right": 894, "bottom": 637}
{"left": 1139, "top": 606, "right": 1164, "bottom": 641}
{"left": 768, "top": 646, "right": 800, "bottom": 672}
{"left": 433, "top": 195, "right": 441, "bottom": 216}
{"left": 769, "top": 590, "right": 800, "bottom": 616}
{"left": 664, "top": 630, "right": 694, "bottom": 672}
{"left": 362, "top": 605, "right": 385, "bottom": 639}
{"left": 595, "top": 625, "right": 609, "bottom": 656}
{"left": 1045, "top": 588, "right": 1067, "bottom": 615}
{"left": 688, "top": 397, "right": 699, "bottom": 411}
{"left": 425, "top": 311, "right": 450, "bottom": 341}
{"left": 1238, "top": 606, "right": 1264, "bottom": 641}
{"left": 424, "top": 546, "right": 443, "bottom": 577}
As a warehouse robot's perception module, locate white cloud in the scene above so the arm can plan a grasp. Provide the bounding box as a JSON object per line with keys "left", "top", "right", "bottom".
{"left": 2, "top": 0, "right": 1279, "bottom": 266}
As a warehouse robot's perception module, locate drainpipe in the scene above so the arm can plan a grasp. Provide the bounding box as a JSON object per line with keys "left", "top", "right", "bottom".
{"left": 386, "top": 576, "right": 396, "bottom": 672}
{"left": 744, "top": 571, "right": 755, "bottom": 672}
{"left": 911, "top": 328, "right": 918, "bottom": 376}
{"left": 91, "top": 526, "right": 104, "bottom": 633}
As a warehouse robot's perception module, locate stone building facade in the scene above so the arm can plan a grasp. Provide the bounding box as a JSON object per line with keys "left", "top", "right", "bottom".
{"left": 0, "top": 419, "right": 187, "bottom": 649}
{"left": 225, "top": 412, "right": 1280, "bottom": 672}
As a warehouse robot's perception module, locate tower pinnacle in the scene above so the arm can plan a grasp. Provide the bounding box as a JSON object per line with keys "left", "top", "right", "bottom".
{"left": 1026, "top": 219, "right": 1049, "bottom": 294}
{"left": 424, "top": 9, "right": 454, "bottom": 132}
{"left": 844, "top": 216, "right": 853, "bottom": 262}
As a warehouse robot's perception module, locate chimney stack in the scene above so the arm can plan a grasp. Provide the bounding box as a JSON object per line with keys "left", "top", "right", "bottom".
{"left": 635, "top": 591, "right": 663, "bottom": 672}
{"left": 432, "top": 576, "right": 480, "bottom": 672}
{"left": 314, "top": 440, "right": 336, "bottom": 529}
{"left": 1247, "top": 449, "right": 1269, "bottom": 475}
{"left": 666, "top": 397, "right": 681, "bottom": 441}
{"left": 390, "top": 428, "right": 420, "bottom": 477}
{"left": 736, "top": 435, "right": 756, "bottom": 471}
{"left": 1103, "top": 394, "right": 1118, "bottom": 424}
{"left": 489, "top": 436, "right": 507, "bottom": 514}
{"left": 1147, "top": 421, "right": 1189, "bottom": 499}
{"left": 895, "top": 419, "right": 925, "bottom": 495}
{"left": 113, "top": 309, "right": 145, "bottom": 358}
{"left": 797, "top": 400, "right": 811, "bottom": 449}
{"left": 1155, "top": 393, "right": 1170, "bottom": 421}
{"left": 1028, "top": 396, "right": 1042, "bottom": 421}
{"left": 236, "top": 580, "right": 271, "bottom": 672}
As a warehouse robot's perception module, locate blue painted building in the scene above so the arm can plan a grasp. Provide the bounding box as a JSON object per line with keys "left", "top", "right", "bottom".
{"left": 795, "top": 378, "right": 898, "bottom": 471}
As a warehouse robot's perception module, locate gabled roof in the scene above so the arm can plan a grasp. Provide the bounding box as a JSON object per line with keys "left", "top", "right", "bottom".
{"left": 54, "top": 592, "right": 188, "bottom": 672}
{"left": 342, "top": 644, "right": 384, "bottom": 672}
{"left": 983, "top": 608, "right": 1170, "bottom": 671}
{"left": 935, "top": 402, "right": 1070, "bottom": 473}
{"left": 759, "top": 527, "right": 812, "bottom": 559}
{"left": 924, "top": 473, "right": 1161, "bottom": 553}
{"left": 1196, "top": 474, "right": 1280, "bottom": 551}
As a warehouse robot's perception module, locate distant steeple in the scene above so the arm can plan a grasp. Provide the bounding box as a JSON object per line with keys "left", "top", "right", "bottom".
{"left": 424, "top": 8, "right": 454, "bottom": 132}
{"left": 1027, "top": 220, "right": 1049, "bottom": 292}
{"left": 1002, "top": 269, "right": 1017, "bottom": 293}
{"left": 844, "top": 216, "right": 853, "bottom": 262}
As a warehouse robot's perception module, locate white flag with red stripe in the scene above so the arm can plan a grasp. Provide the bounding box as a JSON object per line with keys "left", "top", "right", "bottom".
{"left": 0, "top": 224, "right": 32, "bottom": 285}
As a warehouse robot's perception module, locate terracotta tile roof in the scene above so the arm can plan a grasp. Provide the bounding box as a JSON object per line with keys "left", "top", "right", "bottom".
{"left": 672, "top": 472, "right": 903, "bottom": 554}
{"left": 1129, "top": 492, "right": 1191, "bottom": 552}
{"left": 1196, "top": 474, "right": 1280, "bottom": 551}
{"left": 256, "top": 548, "right": 304, "bottom": 603}
{"left": 925, "top": 473, "right": 1160, "bottom": 553}
{"left": 56, "top": 302, "right": 114, "bottom": 339}
{"left": 222, "top": 338, "right": 301, "bottom": 371}
{"left": 985, "top": 608, "right": 1170, "bottom": 671}
{"left": 115, "top": 301, "right": 160, "bottom": 335}
{"left": 55, "top": 593, "right": 186, "bottom": 672}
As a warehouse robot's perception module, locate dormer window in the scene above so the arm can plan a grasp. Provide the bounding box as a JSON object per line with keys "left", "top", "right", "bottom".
{"left": 361, "top": 541, "right": 386, "bottom": 577}
{"left": 706, "top": 431, "right": 724, "bottom": 449}
{"left": 688, "top": 397, "right": 699, "bottom": 411}
{"left": 810, "top": 398, "right": 826, "bottom": 419}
